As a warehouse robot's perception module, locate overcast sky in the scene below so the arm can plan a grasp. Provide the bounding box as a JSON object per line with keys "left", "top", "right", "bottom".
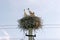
{"left": 0, "top": 0, "right": 60, "bottom": 40}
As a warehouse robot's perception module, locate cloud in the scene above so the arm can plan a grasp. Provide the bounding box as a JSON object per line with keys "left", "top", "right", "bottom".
{"left": 0, "top": 30, "right": 10, "bottom": 40}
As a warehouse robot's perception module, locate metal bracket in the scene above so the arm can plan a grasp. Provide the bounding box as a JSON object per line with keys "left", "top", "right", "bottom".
{"left": 26, "top": 34, "right": 36, "bottom": 37}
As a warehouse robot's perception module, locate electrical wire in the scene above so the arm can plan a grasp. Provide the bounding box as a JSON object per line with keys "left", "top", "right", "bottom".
{"left": 0, "top": 24, "right": 60, "bottom": 26}
{"left": 0, "top": 24, "right": 60, "bottom": 29}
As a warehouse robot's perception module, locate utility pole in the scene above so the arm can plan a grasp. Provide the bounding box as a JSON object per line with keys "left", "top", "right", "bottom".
{"left": 26, "top": 28, "right": 36, "bottom": 40}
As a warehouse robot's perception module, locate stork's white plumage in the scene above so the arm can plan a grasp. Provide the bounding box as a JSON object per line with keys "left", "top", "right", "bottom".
{"left": 24, "top": 9, "right": 28, "bottom": 17}
{"left": 28, "top": 8, "right": 35, "bottom": 17}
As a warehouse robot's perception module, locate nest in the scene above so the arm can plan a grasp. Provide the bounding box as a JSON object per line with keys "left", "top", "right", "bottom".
{"left": 18, "top": 16, "right": 42, "bottom": 30}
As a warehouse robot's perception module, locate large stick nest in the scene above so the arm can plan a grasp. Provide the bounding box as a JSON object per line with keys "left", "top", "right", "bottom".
{"left": 18, "top": 16, "right": 42, "bottom": 30}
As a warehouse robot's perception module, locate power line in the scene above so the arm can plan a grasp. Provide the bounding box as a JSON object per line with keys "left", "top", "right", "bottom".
{"left": 0, "top": 24, "right": 60, "bottom": 26}
{"left": 0, "top": 27, "right": 18, "bottom": 29}
{"left": 0, "top": 24, "right": 60, "bottom": 29}
{"left": 0, "top": 25, "right": 17, "bottom": 26}
{"left": 0, "top": 27, "right": 60, "bottom": 29}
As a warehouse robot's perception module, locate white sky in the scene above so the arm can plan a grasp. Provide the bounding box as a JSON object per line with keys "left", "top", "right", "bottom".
{"left": 0, "top": 0, "right": 60, "bottom": 40}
